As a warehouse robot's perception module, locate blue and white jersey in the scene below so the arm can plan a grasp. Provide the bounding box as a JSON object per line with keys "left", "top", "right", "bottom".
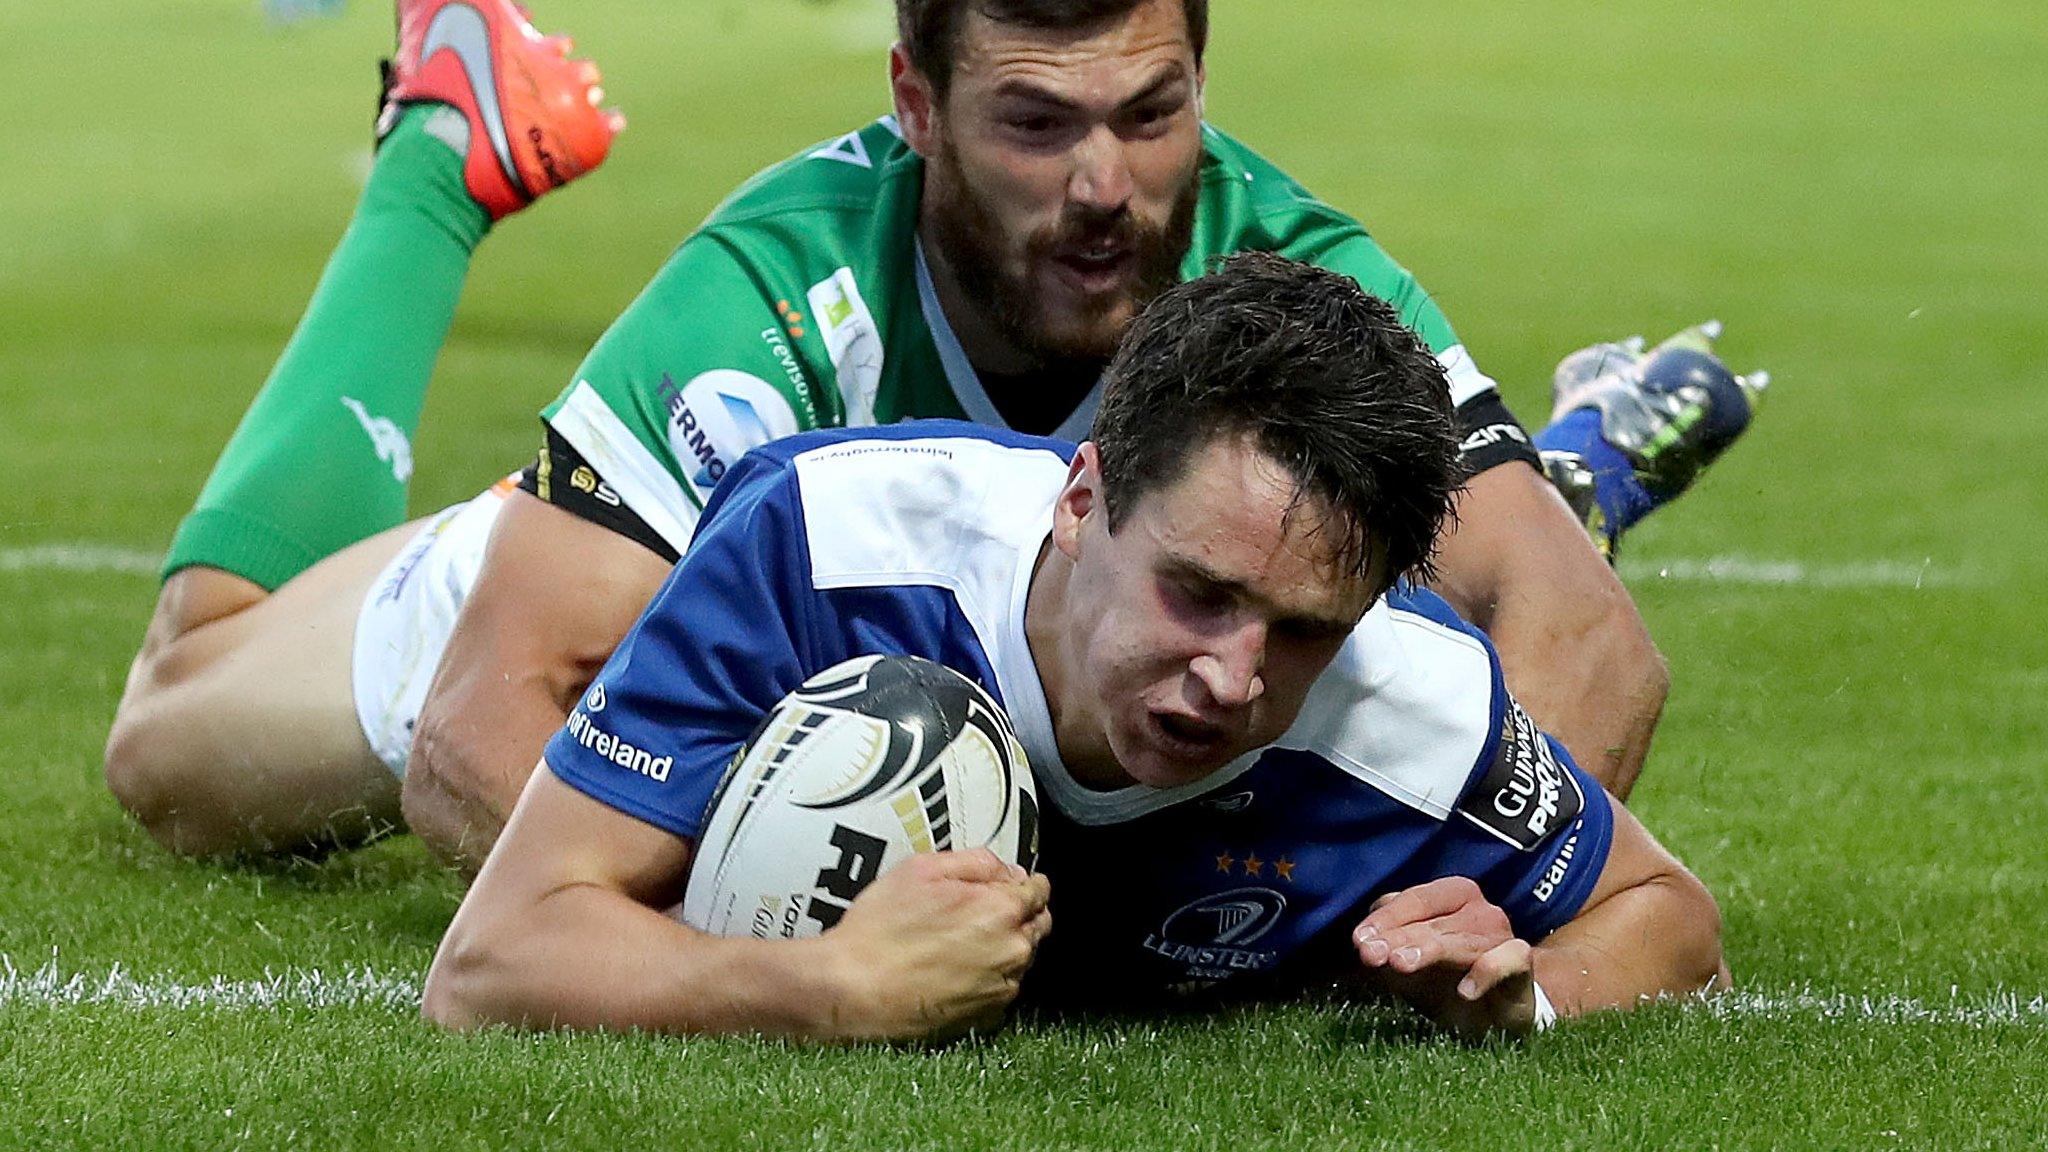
{"left": 544, "top": 421, "right": 1614, "bottom": 998}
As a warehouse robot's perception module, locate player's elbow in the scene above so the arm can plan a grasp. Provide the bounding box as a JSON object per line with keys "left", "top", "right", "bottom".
{"left": 1658, "top": 864, "right": 1727, "bottom": 997}
{"left": 424, "top": 879, "right": 601, "bottom": 1034}
{"left": 1575, "top": 594, "right": 1669, "bottom": 797}
{"left": 421, "top": 913, "right": 515, "bottom": 1032}
{"left": 420, "top": 943, "right": 485, "bottom": 1031}
{"left": 1600, "top": 598, "right": 1670, "bottom": 724}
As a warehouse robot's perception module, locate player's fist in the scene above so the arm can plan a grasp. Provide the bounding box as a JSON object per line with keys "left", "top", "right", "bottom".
{"left": 824, "top": 848, "right": 1051, "bottom": 1043}
{"left": 1351, "top": 876, "right": 1541, "bottom": 1041}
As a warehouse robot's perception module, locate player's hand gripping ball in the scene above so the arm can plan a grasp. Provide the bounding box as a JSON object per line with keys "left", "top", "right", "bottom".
{"left": 679, "top": 655, "right": 1039, "bottom": 939}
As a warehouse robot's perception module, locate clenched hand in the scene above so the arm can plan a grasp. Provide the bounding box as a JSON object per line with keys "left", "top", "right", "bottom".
{"left": 826, "top": 848, "right": 1052, "bottom": 1042}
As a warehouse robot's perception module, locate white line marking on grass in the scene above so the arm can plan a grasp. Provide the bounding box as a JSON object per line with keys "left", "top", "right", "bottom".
{"left": 1618, "top": 555, "right": 1971, "bottom": 589}
{"left": 0, "top": 957, "right": 419, "bottom": 1012}
{"left": 6, "top": 957, "right": 2042, "bottom": 1027}
{"left": 1696, "top": 989, "right": 2048, "bottom": 1027}
{"left": 0, "top": 545, "right": 163, "bottom": 576}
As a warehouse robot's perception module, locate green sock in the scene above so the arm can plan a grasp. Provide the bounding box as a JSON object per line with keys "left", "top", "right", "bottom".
{"left": 163, "top": 105, "right": 490, "bottom": 591}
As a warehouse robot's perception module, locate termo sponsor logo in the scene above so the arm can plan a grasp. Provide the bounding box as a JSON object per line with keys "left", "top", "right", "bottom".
{"left": 658, "top": 370, "right": 802, "bottom": 493}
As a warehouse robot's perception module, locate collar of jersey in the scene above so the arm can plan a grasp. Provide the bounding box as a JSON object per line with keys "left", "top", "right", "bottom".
{"left": 914, "top": 240, "right": 1104, "bottom": 443}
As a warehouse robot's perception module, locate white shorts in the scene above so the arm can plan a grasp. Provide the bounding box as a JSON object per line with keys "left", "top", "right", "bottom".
{"left": 351, "top": 483, "right": 511, "bottom": 777}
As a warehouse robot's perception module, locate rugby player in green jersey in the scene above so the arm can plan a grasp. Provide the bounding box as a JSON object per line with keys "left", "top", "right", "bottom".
{"left": 106, "top": 0, "right": 1761, "bottom": 865}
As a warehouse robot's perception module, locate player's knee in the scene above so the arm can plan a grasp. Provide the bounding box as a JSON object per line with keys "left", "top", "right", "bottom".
{"left": 103, "top": 702, "right": 249, "bottom": 858}
{"left": 105, "top": 689, "right": 170, "bottom": 819}
{"left": 104, "top": 618, "right": 219, "bottom": 821}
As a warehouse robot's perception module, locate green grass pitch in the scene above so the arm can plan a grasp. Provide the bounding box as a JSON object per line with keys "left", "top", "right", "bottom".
{"left": 4, "top": 0, "right": 2046, "bottom": 1146}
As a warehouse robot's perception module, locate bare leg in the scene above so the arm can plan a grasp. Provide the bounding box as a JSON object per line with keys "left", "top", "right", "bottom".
{"left": 103, "top": 89, "right": 486, "bottom": 859}
{"left": 104, "top": 1, "right": 621, "bottom": 859}
{"left": 105, "top": 524, "right": 420, "bottom": 857}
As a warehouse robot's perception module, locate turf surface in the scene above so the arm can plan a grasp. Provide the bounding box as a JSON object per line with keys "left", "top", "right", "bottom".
{"left": 3, "top": 0, "right": 2045, "bottom": 1147}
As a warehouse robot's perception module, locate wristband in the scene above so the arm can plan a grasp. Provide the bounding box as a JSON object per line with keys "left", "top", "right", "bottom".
{"left": 1531, "top": 982, "right": 1558, "bottom": 1032}
{"left": 1453, "top": 391, "right": 1542, "bottom": 477}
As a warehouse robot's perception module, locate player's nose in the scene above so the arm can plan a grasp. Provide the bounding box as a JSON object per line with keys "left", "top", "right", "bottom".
{"left": 1068, "top": 126, "right": 1134, "bottom": 211}
{"left": 1190, "top": 622, "right": 1266, "bottom": 711}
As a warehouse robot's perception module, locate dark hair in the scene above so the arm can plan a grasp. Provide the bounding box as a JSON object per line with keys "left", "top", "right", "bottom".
{"left": 1091, "top": 252, "right": 1463, "bottom": 589}
{"left": 897, "top": 0, "right": 1209, "bottom": 101}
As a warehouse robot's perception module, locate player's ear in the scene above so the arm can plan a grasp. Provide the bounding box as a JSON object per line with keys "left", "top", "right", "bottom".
{"left": 1193, "top": 61, "right": 1206, "bottom": 119}
{"left": 891, "top": 44, "right": 939, "bottom": 157}
{"left": 1051, "top": 444, "right": 1102, "bottom": 561}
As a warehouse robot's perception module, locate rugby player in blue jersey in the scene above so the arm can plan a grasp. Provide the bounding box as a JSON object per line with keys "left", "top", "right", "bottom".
{"left": 108, "top": 0, "right": 1765, "bottom": 871}
{"left": 425, "top": 255, "right": 1726, "bottom": 1042}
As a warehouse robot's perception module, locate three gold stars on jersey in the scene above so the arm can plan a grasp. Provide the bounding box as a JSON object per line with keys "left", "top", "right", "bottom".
{"left": 1214, "top": 850, "right": 1296, "bottom": 882}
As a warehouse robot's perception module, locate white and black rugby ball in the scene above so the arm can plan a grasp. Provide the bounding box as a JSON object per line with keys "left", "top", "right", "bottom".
{"left": 678, "top": 654, "right": 1038, "bottom": 939}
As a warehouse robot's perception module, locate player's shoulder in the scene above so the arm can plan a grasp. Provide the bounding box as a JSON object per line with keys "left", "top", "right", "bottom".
{"left": 1278, "top": 585, "right": 1502, "bottom": 821}
{"left": 711, "top": 421, "right": 1074, "bottom": 595}
{"left": 702, "top": 116, "right": 918, "bottom": 232}
{"left": 732, "top": 419, "right": 1065, "bottom": 472}
{"left": 1195, "top": 125, "right": 1466, "bottom": 363}
{"left": 630, "top": 117, "right": 919, "bottom": 309}
{"left": 1196, "top": 123, "right": 1367, "bottom": 251}
{"left": 721, "top": 421, "right": 1072, "bottom": 518}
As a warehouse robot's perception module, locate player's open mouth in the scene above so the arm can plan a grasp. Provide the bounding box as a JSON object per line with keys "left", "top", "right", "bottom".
{"left": 1051, "top": 247, "right": 1134, "bottom": 294}
{"left": 1148, "top": 710, "right": 1231, "bottom": 759}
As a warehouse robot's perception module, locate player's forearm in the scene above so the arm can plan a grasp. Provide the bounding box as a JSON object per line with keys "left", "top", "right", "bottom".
{"left": 1532, "top": 866, "right": 1725, "bottom": 1018}
{"left": 1429, "top": 463, "right": 1667, "bottom": 798}
{"left": 422, "top": 882, "right": 858, "bottom": 1040}
{"left": 1493, "top": 594, "right": 1667, "bottom": 800}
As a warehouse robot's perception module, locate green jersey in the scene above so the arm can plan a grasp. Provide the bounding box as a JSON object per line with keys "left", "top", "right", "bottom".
{"left": 539, "top": 117, "right": 1514, "bottom": 557}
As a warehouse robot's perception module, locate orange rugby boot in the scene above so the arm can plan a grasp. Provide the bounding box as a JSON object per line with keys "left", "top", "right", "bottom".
{"left": 377, "top": 0, "right": 623, "bottom": 219}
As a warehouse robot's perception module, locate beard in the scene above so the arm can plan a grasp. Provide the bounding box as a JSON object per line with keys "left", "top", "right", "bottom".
{"left": 924, "top": 140, "right": 1200, "bottom": 375}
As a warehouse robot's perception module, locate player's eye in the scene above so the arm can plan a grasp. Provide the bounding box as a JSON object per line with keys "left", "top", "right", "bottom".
{"left": 1163, "top": 575, "right": 1232, "bottom": 618}
{"left": 1272, "top": 616, "right": 1351, "bottom": 646}
{"left": 1003, "top": 112, "right": 1067, "bottom": 140}
{"left": 1121, "top": 98, "right": 1186, "bottom": 137}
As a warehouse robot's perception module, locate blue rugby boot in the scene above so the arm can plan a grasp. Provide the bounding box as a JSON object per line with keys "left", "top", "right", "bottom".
{"left": 1535, "top": 321, "right": 1769, "bottom": 558}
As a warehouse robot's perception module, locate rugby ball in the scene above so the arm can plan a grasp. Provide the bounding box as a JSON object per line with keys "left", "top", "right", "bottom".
{"left": 678, "top": 654, "right": 1038, "bottom": 939}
